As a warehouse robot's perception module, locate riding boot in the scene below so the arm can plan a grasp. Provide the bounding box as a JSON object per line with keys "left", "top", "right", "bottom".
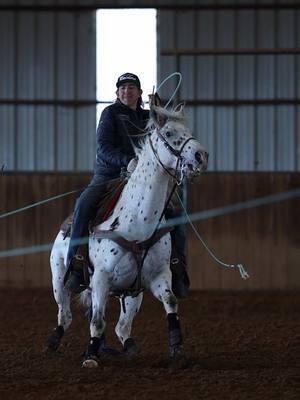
{"left": 170, "top": 248, "right": 190, "bottom": 299}
{"left": 64, "top": 245, "right": 90, "bottom": 293}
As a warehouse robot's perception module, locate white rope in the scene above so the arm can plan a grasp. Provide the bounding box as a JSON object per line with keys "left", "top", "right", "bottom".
{"left": 176, "top": 192, "right": 250, "bottom": 280}
{"left": 155, "top": 72, "right": 182, "bottom": 109}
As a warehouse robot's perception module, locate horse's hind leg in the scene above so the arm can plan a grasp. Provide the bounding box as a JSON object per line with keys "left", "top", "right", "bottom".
{"left": 150, "top": 273, "right": 184, "bottom": 360}
{"left": 47, "top": 239, "right": 72, "bottom": 351}
{"left": 82, "top": 271, "right": 109, "bottom": 368}
{"left": 115, "top": 292, "right": 143, "bottom": 357}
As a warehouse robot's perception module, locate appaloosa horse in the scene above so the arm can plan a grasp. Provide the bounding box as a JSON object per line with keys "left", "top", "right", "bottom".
{"left": 47, "top": 103, "right": 208, "bottom": 367}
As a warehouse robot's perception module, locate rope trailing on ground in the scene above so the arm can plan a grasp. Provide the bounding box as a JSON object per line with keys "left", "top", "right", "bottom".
{"left": 175, "top": 192, "right": 250, "bottom": 280}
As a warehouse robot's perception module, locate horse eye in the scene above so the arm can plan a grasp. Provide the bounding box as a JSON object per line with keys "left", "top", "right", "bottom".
{"left": 165, "top": 131, "right": 172, "bottom": 137}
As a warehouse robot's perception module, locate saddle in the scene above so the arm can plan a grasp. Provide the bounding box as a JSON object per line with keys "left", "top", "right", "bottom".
{"left": 60, "top": 178, "right": 126, "bottom": 239}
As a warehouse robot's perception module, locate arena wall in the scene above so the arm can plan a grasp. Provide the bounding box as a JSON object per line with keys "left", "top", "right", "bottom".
{"left": 1, "top": 172, "right": 299, "bottom": 290}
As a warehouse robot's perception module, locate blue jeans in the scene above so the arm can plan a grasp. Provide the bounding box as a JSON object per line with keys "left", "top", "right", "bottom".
{"left": 165, "top": 206, "right": 187, "bottom": 264}
{"left": 172, "top": 223, "right": 186, "bottom": 263}
{"left": 66, "top": 174, "right": 109, "bottom": 266}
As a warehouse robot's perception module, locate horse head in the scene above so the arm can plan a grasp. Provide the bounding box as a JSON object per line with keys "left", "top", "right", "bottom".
{"left": 148, "top": 103, "right": 208, "bottom": 181}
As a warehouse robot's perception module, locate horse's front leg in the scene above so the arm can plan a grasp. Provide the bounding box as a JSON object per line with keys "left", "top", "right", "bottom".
{"left": 82, "top": 269, "right": 109, "bottom": 368}
{"left": 150, "top": 268, "right": 184, "bottom": 361}
{"left": 115, "top": 292, "right": 143, "bottom": 357}
{"left": 47, "top": 236, "right": 72, "bottom": 351}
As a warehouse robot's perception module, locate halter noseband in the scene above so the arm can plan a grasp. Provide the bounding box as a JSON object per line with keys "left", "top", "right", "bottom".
{"left": 149, "top": 128, "right": 196, "bottom": 184}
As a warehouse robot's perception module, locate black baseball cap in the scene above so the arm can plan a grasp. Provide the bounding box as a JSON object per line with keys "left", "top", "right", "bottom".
{"left": 116, "top": 73, "right": 141, "bottom": 89}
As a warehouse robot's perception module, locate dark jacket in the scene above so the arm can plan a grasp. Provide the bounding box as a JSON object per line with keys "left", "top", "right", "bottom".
{"left": 95, "top": 99, "right": 149, "bottom": 177}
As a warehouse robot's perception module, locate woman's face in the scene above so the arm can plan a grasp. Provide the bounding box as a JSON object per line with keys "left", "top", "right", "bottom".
{"left": 116, "top": 83, "right": 142, "bottom": 110}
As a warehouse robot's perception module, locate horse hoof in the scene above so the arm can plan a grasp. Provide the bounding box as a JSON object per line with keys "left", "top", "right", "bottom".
{"left": 123, "top": 338, "right": 139, "bottom": 359}
{"left": 82, "top": 356, "right": 99, "bottom": 368}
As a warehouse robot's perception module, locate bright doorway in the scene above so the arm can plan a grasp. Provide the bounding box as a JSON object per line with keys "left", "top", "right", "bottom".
{"left": 96, "top": 9, "right": 157, "bottom": 122}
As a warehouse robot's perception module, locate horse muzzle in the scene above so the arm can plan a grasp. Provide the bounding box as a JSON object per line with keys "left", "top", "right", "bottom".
{"left": 182, "top": 150, "right": 208, "bottom": 178}
{"left": 195, "top": 150, "right": 209, "bottom": 171}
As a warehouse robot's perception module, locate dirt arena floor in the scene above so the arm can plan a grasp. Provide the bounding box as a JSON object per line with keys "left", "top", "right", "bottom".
{"left": 1, "top": 289, "right": 300, "bottom": 400}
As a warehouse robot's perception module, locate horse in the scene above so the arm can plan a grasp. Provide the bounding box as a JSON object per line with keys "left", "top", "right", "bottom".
{"left": 47, "top": 103, "right": 208, "bottom": 367}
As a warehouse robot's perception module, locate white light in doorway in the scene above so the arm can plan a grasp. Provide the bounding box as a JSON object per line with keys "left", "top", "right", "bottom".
{"left": 96, "top": 9, "right": 157, "bottom": 122}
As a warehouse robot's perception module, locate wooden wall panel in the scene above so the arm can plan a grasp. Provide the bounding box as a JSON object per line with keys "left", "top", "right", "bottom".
{"left": 0, "top": 173, "right": 299, "bottom": 290}
{"left": 187, "top": 173, "right": 300, "bottom": 290}
{"left": 0, "top": 173, "right": 91, "bottom": 288}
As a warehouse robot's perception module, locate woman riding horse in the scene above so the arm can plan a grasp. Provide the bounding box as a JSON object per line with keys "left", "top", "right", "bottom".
{"left": 64, "top": 73, "right": 189, "bottom": 297}
{"left": 48, "top": 97, "right": 208, "bottom": 366}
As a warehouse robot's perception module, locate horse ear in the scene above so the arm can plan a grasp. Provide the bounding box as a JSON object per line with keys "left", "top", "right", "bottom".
{"left": 148, "top": 93, "right": 167, "bottom": 128}
{"left": 149, "top": 92, "right": 162, "bottom": 108}
{"left": 174, "top": 102, "right": 185, "bottom": 116}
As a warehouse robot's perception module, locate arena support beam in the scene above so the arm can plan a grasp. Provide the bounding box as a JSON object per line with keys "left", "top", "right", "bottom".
{"left": 0, "top": 2, "right": 300, "bottom": 12}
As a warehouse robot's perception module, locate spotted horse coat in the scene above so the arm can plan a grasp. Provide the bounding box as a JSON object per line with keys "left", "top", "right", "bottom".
{"left": 48, "top": 103, "right": 208, "bottom": 367}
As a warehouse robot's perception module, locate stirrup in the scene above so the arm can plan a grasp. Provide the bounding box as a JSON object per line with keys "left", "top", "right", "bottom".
{"left": 64, "top": 270, "right": 86, "bottom": 294}
{"left": 64, "top": 254, "right": 91, "bottom": 293}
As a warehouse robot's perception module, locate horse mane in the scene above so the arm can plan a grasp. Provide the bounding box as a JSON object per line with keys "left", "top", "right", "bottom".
{"left": 146, "top": 105, "right": 187, "bottom": 130}
{"left": 133, "top": 134, "right": 149, "bottom": 157}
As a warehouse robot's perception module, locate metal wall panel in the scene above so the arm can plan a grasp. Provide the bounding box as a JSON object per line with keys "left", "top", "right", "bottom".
{"left": 215, "top": 10, "right": 235, "bottom": 170}
{"left": 35, "top": 5, "right": 55, "bottom": 170}
{"left": 297, "top": 10, "right": 300, "bottom": 172}
{"left": 0, "top": 0, "right": 299, "bottom": 172}
{"left": 16, "top": 10, "right": 35, "bottom": 170}
{"left": 76, "top": 8, "right": 96, "bottom": 172}
{"left": 0, "top": 0, "right": 96, "bottom": 172}
{"left": 0, "top": 2, "right": 16, "bottom": 171}
{"left": 157, "top": 11, "right": 177, "bottom": 102}
{"left": 56, "top": 6, "right": 76, "bottom": 171}
{"left": 236, "top": 107, "right": 255, "bottom": 170}
{"left": 158, "top": 0, "right": 300, "bottom": 171}
{"left": 257, "top": 107, "right": 275, "bottom": 171}
{"left": 195, "top": 106, "right": 215, "bottom": 169}
{"left": 236, "top": 10, "right": 255, "bottom": 170}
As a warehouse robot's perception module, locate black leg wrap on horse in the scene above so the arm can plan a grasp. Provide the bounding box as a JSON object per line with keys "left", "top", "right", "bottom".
{"left": 123, "top": 338, "right": 135, "bottom": 352}
{"left": 168, "top": 313, "right": 182, "bottom": 347}
{"left": 86, "top": 337, "right": 101, "bottom": 357}
{"left": 46, "top": 325, "right": 64, "bottom": 351}
{"left": 123, "top": 338, "right": 139, "bottom": 358}
{"left": 169, "top": 328, "right": 183, "bottom": 348}
{"left": 168, "top": 313, "right": 181, "bottom": 332}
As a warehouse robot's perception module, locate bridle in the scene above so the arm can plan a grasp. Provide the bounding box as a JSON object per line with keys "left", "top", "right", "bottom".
{"left": 149, "top": 127, "right": 197, "bottom": 185}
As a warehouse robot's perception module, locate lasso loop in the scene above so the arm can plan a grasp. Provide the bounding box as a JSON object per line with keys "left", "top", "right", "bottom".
{"left": 155, "top": 72, "right": 182, "bottom": 109}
